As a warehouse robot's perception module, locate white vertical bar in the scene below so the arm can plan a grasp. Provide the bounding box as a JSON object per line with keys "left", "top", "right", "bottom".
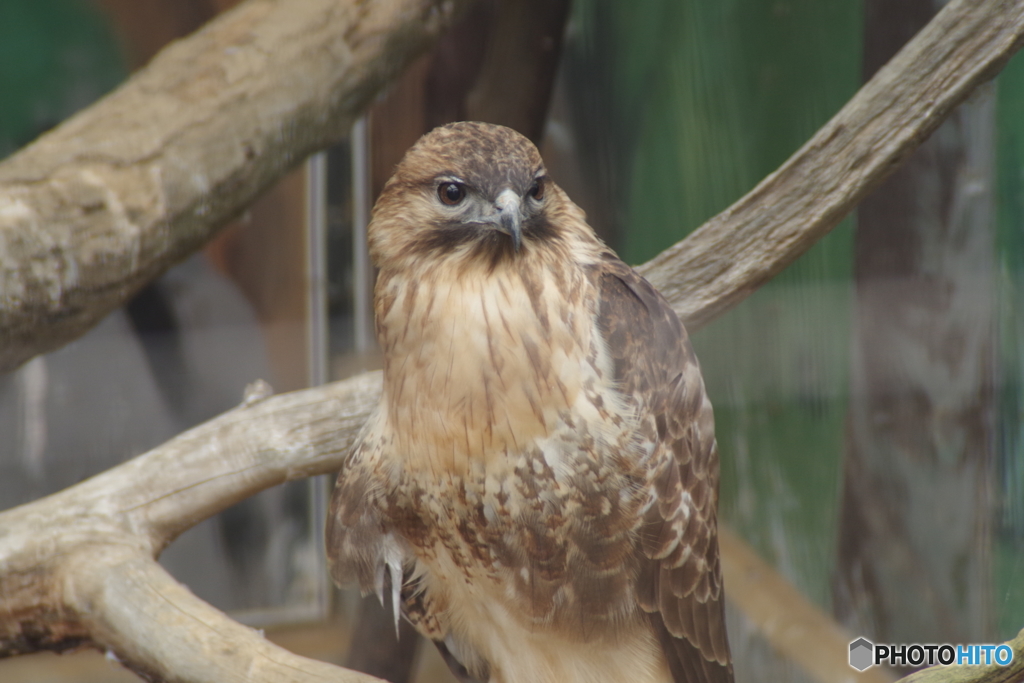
{"left": 306, "top": 151, "right": 328, "bottom": 388}
{"left": 305, "top": 151, "right": 330, "bottom": 620}
{"left": 351, "top": 116, "right": 375, "bottom": 353}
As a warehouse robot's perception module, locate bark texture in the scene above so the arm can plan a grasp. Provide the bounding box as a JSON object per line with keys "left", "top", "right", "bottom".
{"left": 0, "top": 0, "right": 470, "bottom": 374}
{"left": 0, "top": 374, "right": 381, "bottom": 680}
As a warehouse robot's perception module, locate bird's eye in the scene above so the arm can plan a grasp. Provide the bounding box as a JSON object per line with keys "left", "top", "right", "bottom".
{"left": 438, "top": 182, "right": 466, "bottom": 206}
{"left": 529, "top": 178, "right": 546, "bottom": 201}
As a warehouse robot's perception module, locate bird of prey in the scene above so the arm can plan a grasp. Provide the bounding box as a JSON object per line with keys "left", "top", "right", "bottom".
{"left": 327, "top": 121, "right": 732, "bottom": 683}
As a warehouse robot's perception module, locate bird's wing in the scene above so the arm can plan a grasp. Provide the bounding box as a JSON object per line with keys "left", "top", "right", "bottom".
{"left": 325, "top": 433, "right": 395, "bottom": 598}
{"left": 327, "top": 426, "right": 490, "bottom": 682}
{"left": 593, "top": 255, "right": 734, "bottom": 683}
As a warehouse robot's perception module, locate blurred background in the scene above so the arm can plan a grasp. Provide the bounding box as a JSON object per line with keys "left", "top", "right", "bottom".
{"left": 0, "top": 0, "right": 1021, "bottom": 682}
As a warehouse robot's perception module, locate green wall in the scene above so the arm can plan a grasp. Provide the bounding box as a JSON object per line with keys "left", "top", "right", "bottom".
{"left": 0, "top": 0, "right": 125, "bottom": 158}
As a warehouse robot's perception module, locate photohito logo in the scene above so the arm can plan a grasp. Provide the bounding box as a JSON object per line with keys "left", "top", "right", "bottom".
{"left": 849, "top": 637, "right": 1014, "bottom": 671}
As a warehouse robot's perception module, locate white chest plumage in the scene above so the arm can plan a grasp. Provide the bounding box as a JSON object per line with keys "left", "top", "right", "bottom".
{"left": 375, "top": 259, "right": 599, "bottom": 473}
{"left": 348, "top": 259, "right": 670, "bottom": 683}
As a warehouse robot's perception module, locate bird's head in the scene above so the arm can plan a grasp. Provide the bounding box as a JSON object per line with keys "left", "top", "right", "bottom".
{"left": 368, "top": 122, "right": 570, "bottom": 271}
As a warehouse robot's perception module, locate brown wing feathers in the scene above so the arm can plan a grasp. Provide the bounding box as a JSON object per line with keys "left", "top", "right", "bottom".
{"left": 595, "top": 257, "right": 733, "bottom": 683}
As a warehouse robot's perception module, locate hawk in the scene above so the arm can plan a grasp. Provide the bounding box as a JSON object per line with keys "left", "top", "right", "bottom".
{"left": 327, "top": 121, "right": 732, "bottom": 683}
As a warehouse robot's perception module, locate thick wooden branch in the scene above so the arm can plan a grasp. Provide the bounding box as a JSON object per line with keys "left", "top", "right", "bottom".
{"left": 0, "top": 374, "right": 381, "bottom": 680}
{"left": 0, "top": 0, "right": 471, "bottom": 374}
{"left": 637, "top": 0, "right": 1024, "bottom": 331}
{"left": 68, "top": 550, "right": 367, "bottom": 683}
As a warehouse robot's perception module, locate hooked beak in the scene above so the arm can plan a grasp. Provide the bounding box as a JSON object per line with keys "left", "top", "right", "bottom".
{"left": 492, "top": 188, "right": 523, "bottom": 252}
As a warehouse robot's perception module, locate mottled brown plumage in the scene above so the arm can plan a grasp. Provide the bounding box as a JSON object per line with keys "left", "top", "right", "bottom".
{"left": 326, "top": 121, "right": 732, "bottom": 683}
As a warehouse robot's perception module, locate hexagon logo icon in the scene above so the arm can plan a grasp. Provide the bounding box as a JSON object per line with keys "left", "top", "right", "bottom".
{"left": 850, "top": 638, "right": 874, "bottom": 671}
